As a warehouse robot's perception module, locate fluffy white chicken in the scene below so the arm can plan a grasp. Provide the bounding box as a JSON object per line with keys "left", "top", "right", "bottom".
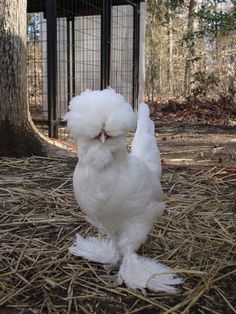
{"left": 65, "top": 89, "right": 182, "bottom": 292}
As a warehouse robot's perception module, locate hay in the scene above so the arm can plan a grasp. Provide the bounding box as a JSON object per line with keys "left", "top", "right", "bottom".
{"left": 0, "top": 156, "right": 235, "bottom": 313}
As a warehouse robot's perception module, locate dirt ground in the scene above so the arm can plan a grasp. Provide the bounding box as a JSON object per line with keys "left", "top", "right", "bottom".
{"left": 157, "top": 124, "right": 236, "bottom": 169}
{"left": 0, "top": 99, "right": 235, "bottom": 313}
{"left": 145, "top": 97, "right": 235, "bottom": 169}
{"left": 0, "top": 156, "right": 235, "bottom": 314}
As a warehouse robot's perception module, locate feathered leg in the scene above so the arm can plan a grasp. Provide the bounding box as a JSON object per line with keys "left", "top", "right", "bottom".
{"left": 117, "top": 253, "right": 183, "bottom": 293}
{"left": 112, "top": 224, "right": 183, "bottom": 293}
{"left": 69, "top": 234, "right": 120, "bottom": 265}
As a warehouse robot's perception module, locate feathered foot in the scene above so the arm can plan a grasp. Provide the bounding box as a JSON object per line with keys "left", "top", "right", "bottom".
{"left": 69, "top": 234, "right": 120, "bottom": 265}
{"left": 117, "top": 253, "right": 183, "bottom": 293}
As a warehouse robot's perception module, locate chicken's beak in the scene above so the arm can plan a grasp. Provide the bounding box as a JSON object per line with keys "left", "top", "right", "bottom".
{"left": 99, "top": 130, "right": 107, "bottom": 143}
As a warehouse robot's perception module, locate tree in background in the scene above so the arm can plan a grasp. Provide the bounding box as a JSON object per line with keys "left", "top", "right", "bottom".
{"left": 0, "top": 0, "right": 41, "bottom": 156}
{"left": 145, "top": 0, "right": 236, "bottom": 100}
{"left": 191, "top": 0, "right": 236, "bottom": 98}
{"left": 0, "top": 0, "right": 69, "bottom": 157}
{"left": 184, "top": 0, "right": 198, "bottom": 96}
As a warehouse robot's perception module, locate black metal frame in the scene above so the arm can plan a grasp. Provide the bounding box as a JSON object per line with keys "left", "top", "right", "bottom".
{"left": 132, "top": 0, "right": 140, "bottom": 109}
{"left": 46, "top": 0, "right": 58, "bottom": 137}
{"left": 27, "top": 0, "right": 141, "bottom": 138}
{"left": 66, "top": 16, "right": 76, "bottom": 103}
{"left": 66, "top": 17, "right": 71, "bottom": 105}
{"left": 101, "top": 0, "right": 112, "bottom": 89}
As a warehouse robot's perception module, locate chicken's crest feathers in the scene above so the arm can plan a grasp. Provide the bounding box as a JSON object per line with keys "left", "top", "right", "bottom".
{"left": 64, "top": 89, "right": 137, "bottom": 140}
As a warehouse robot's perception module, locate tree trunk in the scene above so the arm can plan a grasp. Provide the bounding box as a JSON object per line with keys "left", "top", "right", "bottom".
{"left": 184, "top": 0, "right": 197, "bottom": 96}
{"left": 0, "top": 0, "right": 73, "bottom": 157}
{"left": 159, "top": 38, "right": 163, "bottom": 95}
{"left": 166, "top": 4, "right": 173, "bottom": 96}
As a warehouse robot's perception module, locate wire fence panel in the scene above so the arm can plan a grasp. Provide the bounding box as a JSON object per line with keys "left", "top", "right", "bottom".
{"left": 27, "top": 0, "right": 141, "bottom": 140}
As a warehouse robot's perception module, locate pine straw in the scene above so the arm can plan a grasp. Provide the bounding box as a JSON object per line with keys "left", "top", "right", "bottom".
{"left": 0, "top": 157, "right": 235, "bottom": 314}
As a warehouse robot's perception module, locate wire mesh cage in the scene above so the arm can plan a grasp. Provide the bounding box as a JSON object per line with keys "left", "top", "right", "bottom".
{"left": 27, "top": 0, "right": 144, "bottom": 140}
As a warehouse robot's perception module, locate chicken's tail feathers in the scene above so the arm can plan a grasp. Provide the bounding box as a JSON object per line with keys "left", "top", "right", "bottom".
{"left": 118, "top": 253, "right": 183, "bottom": 293}
{"left": 131, "top": 103, "right": 162, "bottom": 177}
{"left": 69, "top": 234, "right": 120, "bottom": 265}
{"left": 136, "top": 102, "right": 155, "bottom": 134}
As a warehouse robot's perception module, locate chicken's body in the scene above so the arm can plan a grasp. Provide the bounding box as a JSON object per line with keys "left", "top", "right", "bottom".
{"left": 65, "top": 89, "right": 182, "bottom": 292}
{"left": 74, "top": 149, "right": 165, "bottom": 253}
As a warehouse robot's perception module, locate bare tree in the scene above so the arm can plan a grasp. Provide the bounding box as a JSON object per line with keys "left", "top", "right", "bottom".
{"left": 184, "top": 0, "right": 197, "bottom": 96}
{"left": 166, "top": 1, "right": 174, "bottom": 96}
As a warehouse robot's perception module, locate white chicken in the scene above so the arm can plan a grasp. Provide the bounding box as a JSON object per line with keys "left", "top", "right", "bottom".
{"left": 65, "top": 88, "right": 182, "bottom": 292}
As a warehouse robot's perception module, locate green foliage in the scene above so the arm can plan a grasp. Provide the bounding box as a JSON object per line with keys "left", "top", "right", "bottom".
{"left": 196, "top": 1, "right": 233, "bottom": 39}
{"left": 145, "top": 0, "right": 236, "bottom": 99}
{"left": 191, "top": 71, "right": 219, "bottom": 96}
{"left": 195, "top": 4, "right": 236, "bottom": 35}
{"left": 169, "top": 0, "right": 185, "bottom": 9}
{"left": 179, "top": 31, "right": 205, "bottom": 48}
{"left": 180, "top": 0, "right": 236, "bottom": 48}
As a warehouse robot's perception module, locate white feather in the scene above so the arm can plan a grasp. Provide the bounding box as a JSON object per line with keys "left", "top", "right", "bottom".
{"left": 118, "top": 253, "right": 183, "bottom": 293}
{"left": 64, "top": 88, "right": 137, "bottom": 142}
{"left": 69, "top": 234, "right": 120, "bottom": 265}
{"left": 66, "top": 89, "right": 182, "bottom": 292}
{"left": 132, "top": 102, "right": 162, "bottom": 178}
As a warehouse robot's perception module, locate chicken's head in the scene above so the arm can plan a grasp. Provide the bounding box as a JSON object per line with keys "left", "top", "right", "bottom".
{"left": 64, "top": 89, "right": 137, "bottom": 167}
{"left": 64, "top": 88, "right": 136, "bottom": 141}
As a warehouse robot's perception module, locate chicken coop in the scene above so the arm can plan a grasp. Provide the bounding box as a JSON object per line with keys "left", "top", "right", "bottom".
{"left": 27, "top": 0, "right": 146, "bottom": 140}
